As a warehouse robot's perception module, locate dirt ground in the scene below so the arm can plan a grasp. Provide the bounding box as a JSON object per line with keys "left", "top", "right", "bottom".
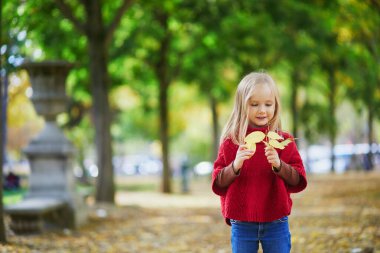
{"left": 1, "top": 172, "right": 380, "bottom": 253}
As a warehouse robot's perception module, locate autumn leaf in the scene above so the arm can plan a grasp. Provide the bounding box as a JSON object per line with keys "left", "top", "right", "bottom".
{"left": 267, "top": 131, "right": 284, "bottom": 140}
{"left": 244, "top": 131, "right": 266, "bottom": 143}
{"left": 244, "top": 131, "right": 265, "bottom": 151}
{"left": 280, "top": 138, "right": 293, "bottom": 146}
{"left": 268, "top": 139, "right": 286, "bottom": 149}
{"left": 2, "top": 173, "right": 379, "bottom": 253}
{"left": 245, "top": 130, "right": 293, "bottom": 151}
{"left": 246, "top": 142, "right": 257, "bottom": 153}
{"left": 267, "top": 138, "right": 293, "bottom": 149}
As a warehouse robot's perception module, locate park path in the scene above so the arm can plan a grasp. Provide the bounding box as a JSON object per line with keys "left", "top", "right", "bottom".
{"left": 2, "top": 172, "right": 380, "bottom": 253}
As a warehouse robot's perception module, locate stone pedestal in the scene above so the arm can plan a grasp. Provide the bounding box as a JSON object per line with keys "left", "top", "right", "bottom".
{"left": 5, "top": 61, "right": 87, "bottom": 233}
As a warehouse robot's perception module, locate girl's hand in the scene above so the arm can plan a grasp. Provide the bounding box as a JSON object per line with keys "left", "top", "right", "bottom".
{"left": 264, "top": 145, "right": 281, "bottom": 168}
{"left": 234, "top": 145, "right": 255, "bottom": 170}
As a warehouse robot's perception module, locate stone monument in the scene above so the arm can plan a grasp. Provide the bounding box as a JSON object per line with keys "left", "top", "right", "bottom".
{"left": 5, "top": 61, "right": 87, "bottom": 233}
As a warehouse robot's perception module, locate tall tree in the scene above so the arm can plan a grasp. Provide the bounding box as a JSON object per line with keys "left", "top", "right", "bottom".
{"left": 149, "top": 3, "right": 199, "bottom": 192}
{"left": 339, "top": 0, "right": 380, "bottom": 169}
{"left": 1, "top": 0, "right": 28, "bottom": 241}
{"left": 180, "top": 0, "right": 234, "bottom": 161}
{"left": 51, "top": 0, "right": 134, "bottom": 202}
{"left": 123, "top": 1, "right": 214, "bottom": 192}
{"left": 0, "top": 0, "right": 5, "bottom": 241}
{"left": 153, "top": 8, "right": 172, "bottom": 192}
{"left": 281, "top": 19, "right": 316, "bottom": 140}
{"left": 266, "top": 1, "right": 324, "bottom": 140}
{"left": 13, "top": 0, "right": 135, "bottom": 202}
{"left": 116, "top": 2, "right": 176, "bottom": 193}
{"left": 223, "top": 1, "right": 282, "bottom": 76}
{"left": 302, "top": 0, "right": 343, "bottom": 172}
{"left": 0, "top": 38, "right": 6, "bottom": 245}
{"left": 323, "top": 62, "right": 339, "bottom": 173}
{"left": 0, "top": 60, "right": 6, "bottom": 244}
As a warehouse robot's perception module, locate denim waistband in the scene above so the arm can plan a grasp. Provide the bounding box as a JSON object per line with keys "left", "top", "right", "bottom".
{"left": 230, "top": 216, "right": 288, "bottom": 224}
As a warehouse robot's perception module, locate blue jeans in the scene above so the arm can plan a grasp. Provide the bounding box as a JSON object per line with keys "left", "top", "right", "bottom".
{"left": 230, "top": 216, "right": 291, "bottom": 253}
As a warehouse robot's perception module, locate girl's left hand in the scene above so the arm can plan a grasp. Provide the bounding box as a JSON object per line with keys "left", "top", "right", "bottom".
{"left": 264, "top": 145, "right": 281, "bottom": 168}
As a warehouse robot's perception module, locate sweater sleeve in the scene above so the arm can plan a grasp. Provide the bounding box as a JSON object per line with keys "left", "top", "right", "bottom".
{"left": 280, "top": 135, "right": 307, "bottom": 193}
{"left": 212, "top": 140, "right": 236, "bottom": 196}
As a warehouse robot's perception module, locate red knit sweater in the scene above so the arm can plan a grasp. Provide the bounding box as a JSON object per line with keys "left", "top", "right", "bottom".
{"left": 212, "top": 127, "right": 307, "bottom": 225}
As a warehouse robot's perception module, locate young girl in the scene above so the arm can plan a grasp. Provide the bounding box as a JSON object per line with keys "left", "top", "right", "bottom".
{"left": 212, "top": 72, "right": 307, "bottom": 253}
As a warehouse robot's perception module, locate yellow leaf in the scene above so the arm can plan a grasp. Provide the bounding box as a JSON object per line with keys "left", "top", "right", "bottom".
{"left": 246, "top": 143, "right": 256, "bottom": 152}
{"left": 267, "top": 131, "right": 284, "bottom": 140}
{"left": 281, "top": 138, "right": 293, "bottom": 146}
{"left": 268, "top": 138, "right": 293, "bottom": 150}
{"left": 244, "top": 131, "right": 265, "bottom": 144}
{"left": 269, "top": 139, "right": 286, "bottom": 149}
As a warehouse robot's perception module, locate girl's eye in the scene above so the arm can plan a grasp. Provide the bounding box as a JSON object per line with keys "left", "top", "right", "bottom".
{"left": 251, "top": 104, "right": 258, "bottom": 107}
{"left": 266, "top": 104, "right": 273, "bottom": 107}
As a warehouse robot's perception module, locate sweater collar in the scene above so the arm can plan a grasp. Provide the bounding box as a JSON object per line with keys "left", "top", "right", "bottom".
{"left": 247, "top": 125, "right": 269, "bottom": 134}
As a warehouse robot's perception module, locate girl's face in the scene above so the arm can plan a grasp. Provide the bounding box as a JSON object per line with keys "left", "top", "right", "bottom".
{"left": 247, "top": 83, "right": 276, "bottom": 128}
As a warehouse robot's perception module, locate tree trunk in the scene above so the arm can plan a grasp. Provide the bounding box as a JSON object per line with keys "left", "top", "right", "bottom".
{"left": 0, "top": 69, "right": 7, "bottom": 243}
{"left": 366, "top": 106, "right": 374, "bottom": 170}
{"left": 155, "top": 11, "right": 172, "bottom": 193}
{"left": 55, "top": 0, "right": 133, "bottom": 202}
{"left": 290, "top": 71, "right": 299, "bottom": 143}
{"left": 159, "top": 76, "right": 171, "bottom": 193}
{"left": 328, "top": 68, "right": 337, "bottom": 173}
{"left": 1, "top": 75, "right": 7, "bottom": 165}
{"left": 364, "top": 39, "right": 376, "bottom": 171}
{"left": 210, "top": 94, "right": 219, "bottom": 161}
{"left": 86, "top": 1, "right": 115, "bottom": 202}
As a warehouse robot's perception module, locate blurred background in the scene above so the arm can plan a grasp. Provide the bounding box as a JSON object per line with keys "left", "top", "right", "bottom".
{"left": 1, "top": 1, "right": 380, "bottom": 251}
{"left": 1, "top": 0, "right": 379, "bottom": 195}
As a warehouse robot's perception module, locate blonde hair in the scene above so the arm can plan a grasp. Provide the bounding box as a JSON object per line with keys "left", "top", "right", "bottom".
{"left": 220, "top": 72, "right": 282, "bottom": 145}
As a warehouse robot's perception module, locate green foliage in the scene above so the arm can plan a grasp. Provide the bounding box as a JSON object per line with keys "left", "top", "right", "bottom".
{"left": 4, "top": 0, "right": 380, "bottom": 172}
{"left": 338, "top": 0, "right": 380, "bottom": 120}
{"left": 1, "top": 1, "right": 27, "bottom": 72}
{"left": 15, "top": 0, "right": 86, "bottom": 61}
{"left": 2, "top": 188, "right": 26, "bottom": 205}
{"left": 300, "top": 102, "right": 330, "bottom": 143}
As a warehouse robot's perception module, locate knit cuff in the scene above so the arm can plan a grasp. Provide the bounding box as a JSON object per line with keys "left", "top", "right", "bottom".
{"left": 215, "top": 163, "right": 239, "bottom": 188}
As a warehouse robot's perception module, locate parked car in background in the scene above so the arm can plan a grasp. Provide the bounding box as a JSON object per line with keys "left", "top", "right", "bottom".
{"left": 301, "top": 143, "right": 379, "bottom": 174}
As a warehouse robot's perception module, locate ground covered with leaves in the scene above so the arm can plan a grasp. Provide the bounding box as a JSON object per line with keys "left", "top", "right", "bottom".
{"left": 1, "top": 172, "right": 380, "bottom": 253}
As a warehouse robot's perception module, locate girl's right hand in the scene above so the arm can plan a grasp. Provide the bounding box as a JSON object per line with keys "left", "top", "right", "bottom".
{"left": 233, "top": 145, "right": 255, "bottom": 170}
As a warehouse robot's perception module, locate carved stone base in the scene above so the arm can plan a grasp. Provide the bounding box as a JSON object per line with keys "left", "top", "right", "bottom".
{"left": 5, "top": 198, "right": 67, "bottom": 234}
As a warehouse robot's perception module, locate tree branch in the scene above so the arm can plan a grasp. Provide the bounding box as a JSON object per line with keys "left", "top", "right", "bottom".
{"left": 105, "top": 0, "right": 134, "bottom": 46}
{"left": 55, "top": 0, "right": 87, "bottom": 35}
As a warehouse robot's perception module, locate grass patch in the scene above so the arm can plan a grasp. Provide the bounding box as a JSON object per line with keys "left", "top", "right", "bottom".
{"left": 76, "top": 184, "right": 95, "bottom": 197}
{"left": 116, "top": 182, "right": 158, "bottom": 192}
{"left": 77, "top": 182, "right": 158, "bottom": 194}
{"left": 3, "top": 184, "right": 95, "bottom": 205}
{"left": 2, "top": 188, "right": 27, "bottom": 205}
